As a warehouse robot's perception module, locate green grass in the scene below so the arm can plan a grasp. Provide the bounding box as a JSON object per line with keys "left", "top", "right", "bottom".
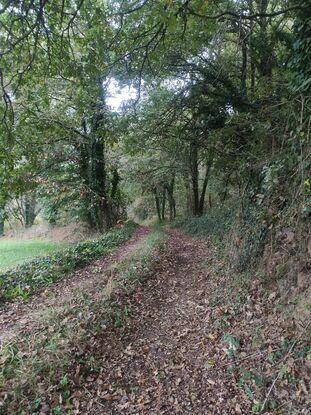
{"left": 0, "top": 222, "right": 138, "bottom": 303}
{"left": 0, "top": 239, "right": 66, "bottom": 270}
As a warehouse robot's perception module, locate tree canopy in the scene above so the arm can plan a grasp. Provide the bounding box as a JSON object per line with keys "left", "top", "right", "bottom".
{"left": 0, "top": 0, "right": 310, "bottom": 233}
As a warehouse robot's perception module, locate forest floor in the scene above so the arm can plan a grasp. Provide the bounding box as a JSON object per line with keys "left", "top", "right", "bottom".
{"left": 0, "top": 226, "right": 309, "bottom": 414}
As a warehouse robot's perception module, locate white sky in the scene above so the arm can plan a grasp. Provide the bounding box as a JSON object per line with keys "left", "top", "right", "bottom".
{"left": 106, "top": 78, "right": 137, "bottom": 111}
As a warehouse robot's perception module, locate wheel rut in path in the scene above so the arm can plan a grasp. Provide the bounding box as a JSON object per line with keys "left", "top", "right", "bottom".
{"left": 0, "top": 226, "right": 150, "bottom": 344}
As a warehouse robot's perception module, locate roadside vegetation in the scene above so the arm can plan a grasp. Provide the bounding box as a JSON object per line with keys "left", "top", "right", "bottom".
{"left": 0, "top": 222, "right": 137, "bottom": 304}
{"left": 175, "top": 205, "right": 310, "bottom": 413}
{"left": 0, "top": 229, "right": 165, "bottom": 414}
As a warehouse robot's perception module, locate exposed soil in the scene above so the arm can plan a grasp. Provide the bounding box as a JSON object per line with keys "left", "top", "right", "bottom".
{"left": 0, "top": 226, "right": 150, "bottom": 344}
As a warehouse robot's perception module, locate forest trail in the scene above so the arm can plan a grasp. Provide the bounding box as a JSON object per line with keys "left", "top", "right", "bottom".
{"left": 0, "top": 226, "right": 150, "bottom": 344}
{"left": 72, "top": 229, "right": 246, "bottom": 415}
{"left": 1, "top": 228, "right": 308, "bottom": 414}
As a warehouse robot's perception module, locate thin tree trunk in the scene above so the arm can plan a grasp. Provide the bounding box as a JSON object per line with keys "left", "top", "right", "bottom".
{"left": 153, "top": 188, "right": 161, "bottom": 221}
{"left": 0, "top": 202, "right": 4, "bottom": 236}
{"left": 220, "top": 174, "right": 230, "bottom": 202}
{"left": 250, "top": 57, "right": 255, "bottom": 97}
{"left": 241, "top": 32, "right": 248, "bottom": 97}
{"left": 24, "top": 193, "right": 37, "bottom": 228}
{"left": 161, "top": 188, "right": 166, "bottom": 221}
{"left": 248, "top": 0, "right": 255, "bottom": 97}
{"left": 198, "top": 154, "right": 214, "bottom": 215}
{"left": 184, "top": 175, "right": 192, "bottom": 217}
{"left": 165, "top": 177, "right": 176, "bottom": 221}
{"left": 0, "top": 221, "right": 4, "bottom": 236}
{"left": 110, "top": 168, "right": 120, "bottom": 199}
{"left": 189, "top": 138, "right": 199, "bottom": 216}
{"left": 208, "top": 193, "right": 212, "bottom": 209}
{"left": 257, "top": 0, "right": 273, "bottom": 78}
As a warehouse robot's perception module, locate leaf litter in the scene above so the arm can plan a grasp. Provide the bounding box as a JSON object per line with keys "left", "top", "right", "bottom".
{"left": 0, "top": 227, "right": 310, "bottom": 414}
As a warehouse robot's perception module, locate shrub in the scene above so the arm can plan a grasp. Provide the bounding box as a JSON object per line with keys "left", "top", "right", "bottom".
{"left": 174, "top": 203, "right": 237, "bottom": 240}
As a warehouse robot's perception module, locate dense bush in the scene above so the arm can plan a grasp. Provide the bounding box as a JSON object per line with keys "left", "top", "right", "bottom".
{"left": 175, "top": 202, "right": 269, "bottom": 272}
{"left": 0, "top": 222, "right": 137, "bottom": 303}
{"left": 174, "top": 204, "right": 237, "bottom": 240}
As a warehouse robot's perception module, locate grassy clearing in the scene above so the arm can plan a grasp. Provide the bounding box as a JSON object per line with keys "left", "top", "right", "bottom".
{"left": 0, "top": 222, "right": 137, "bottom": 304}
{"left": 0, "top": 229, "right": 166, "bottom": 415}
{"left": 0, "top": 239, "right": 66, "bottom": 270}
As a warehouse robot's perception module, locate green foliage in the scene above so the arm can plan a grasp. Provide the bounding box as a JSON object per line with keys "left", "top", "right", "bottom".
{"left": 174, "top": 203, "right": 236, "bottom": 240}
{"left": 223, "top": 332, "right": 240, "bottom": 357}
{"left": 0, "top": 222, "right": 137, "bottom": 303}
{"left": 290, "top": 0, "right": 311, "bottom": 93}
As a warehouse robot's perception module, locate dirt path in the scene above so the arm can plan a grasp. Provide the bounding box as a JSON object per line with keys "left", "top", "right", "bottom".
{"left": 68, "top": 229, "right": 308, "bottom": 415}
{"left": 2, "top": 228, "right": 309, "bottom": 414}
{"left": 0, "top": 226, "right": 150, "bottom": 344}
{"left": 71, "top": 229, "right": 241, "bottom": 415}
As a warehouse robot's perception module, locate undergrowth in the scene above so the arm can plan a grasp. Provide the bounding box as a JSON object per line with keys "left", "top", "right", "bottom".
{"left": 174, "top": 201, "right": 269, "bottom": 274}
{"left": 175, "top": 200, "right": 310, "bottom": 413}
{"left": 173, "top": 204, "right": 235, "bottom": 241}
{"left": 202, "top": 240, "right": 310, "bottom": 413}
{"left": 0, "top": 221, "right": 137, "bottom": 304}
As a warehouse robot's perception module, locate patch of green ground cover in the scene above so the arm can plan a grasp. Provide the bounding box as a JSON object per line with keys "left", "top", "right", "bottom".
{"left": 0, "top": 229, "right": 166, "bottom": 414}
{"left": 173, "top": 204, "right": 236, "bottom": 240}
{"left": 0, "top": 221, "right": 138, "bottom": 304}
{"left": 0, "top": 239, "right": 67, "bottom": 270}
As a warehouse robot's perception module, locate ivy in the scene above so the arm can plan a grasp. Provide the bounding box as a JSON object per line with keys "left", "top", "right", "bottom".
{"left": 0, "top": 222, "right": 137, "bottom": 303}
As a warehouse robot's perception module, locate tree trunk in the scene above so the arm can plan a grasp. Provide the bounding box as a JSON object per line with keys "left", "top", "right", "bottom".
{"left": 165, "top": 177, "right": 176, "bottom": 221}
{"left": 161, "top": 188, "right": 166, "bottom": 221}
{"left": 88, "top": 89, "right": 113, "bottom": 232}
{"left": 256, "top": 0, "right": 273, "bottom": 78}
{"left": 189, "top": 138, "right": 199, "bottom": 216}
{"left": 0, "top": 202, "right": 5, "bottom": 236}
{"left": 89, "top": 131, "right": 111, "bottom": 231}
{"left": 47, "top": 203, "right": 58, "bottom": 226}
{"left": 241, "top": 30, "right": 248, "bottom": 97}
{"left": 198, "top": 153, "right": 214, "bottom": 216}
{"left": 24, "top": 193, "right": 37, "bottom": 228}
{"left": 247, "top": 0, "right": 255, "bottom": 97}
{"left": 110, "top": 168, "right": 120, "bottom": 199}
{"left": 153, "top": 188, "right": 161, "bottom": 221}
{"left": 184, "top": 175, "right": 192, "bottom": 217}
{"left": 220, "top": 173, "right": 230, "bottom": 202}
{"left": 77, "top": 140, "right": 94, "bottom": 228}
{"left": 208, "top": 193, "right": 212, "bottom": 209}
